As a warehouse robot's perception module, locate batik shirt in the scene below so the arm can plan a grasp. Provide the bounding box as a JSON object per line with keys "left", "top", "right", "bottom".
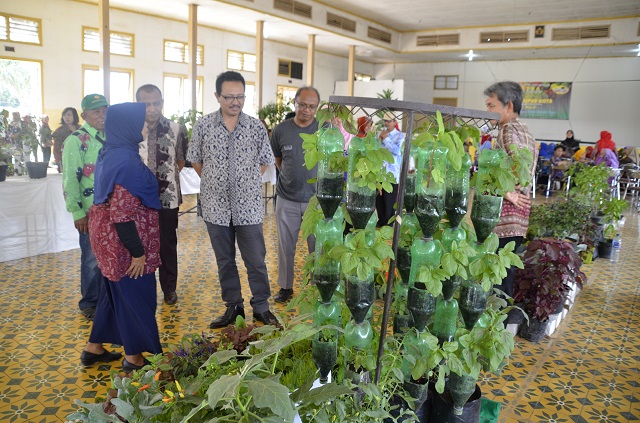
{"left": 139, "top": 116, "right": 188, "bottom": 209}
{"left": 186, "top": 110, "right": 275, "bottom": 226}
{"left": 493, "top": 118, "right": 538, "bottom": 239}
{"left": 62, "top": 122, "right": 105, "bottom": 221}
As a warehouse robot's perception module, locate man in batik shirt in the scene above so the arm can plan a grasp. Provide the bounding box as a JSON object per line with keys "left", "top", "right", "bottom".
{"left": 136, "top": 84, "right": 188, "bottom": 305}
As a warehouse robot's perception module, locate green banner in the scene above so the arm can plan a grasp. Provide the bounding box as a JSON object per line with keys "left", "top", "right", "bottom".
{"left": 519, "top": 82, "right": 572, "bottom": 120}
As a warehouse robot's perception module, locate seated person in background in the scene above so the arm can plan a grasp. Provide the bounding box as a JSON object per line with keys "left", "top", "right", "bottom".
{"left": 594, "top": 148, "right": 619, "bottom": 169}
{"left": 561, "top": 130, "right": 580, "bottom": 157}
{"left": 618, "top": 146, "right": 636, "bottom": 166}
{"left": 550, "top": 145, "right": 570, "bottom": 183}
{"left": 578, "top": 146, "right": 595, "bottom": 164}
{"left": 592, "top": 130, "right": 616, "bottom": 159}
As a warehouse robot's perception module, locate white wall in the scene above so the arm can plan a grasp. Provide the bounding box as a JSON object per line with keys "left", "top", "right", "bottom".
{"left": 1, "top": 0, "right": 357, "bottom": 120}
{"left": 374, "top": 58, "right": 640, "bottom": 146}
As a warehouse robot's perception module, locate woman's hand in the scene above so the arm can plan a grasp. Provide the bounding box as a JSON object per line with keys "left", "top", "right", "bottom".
{"left": 504, "top": 191, "right": 530, "bottom": 209}
{"left": 127, "top": 255, "right": 146, "bottom": 279}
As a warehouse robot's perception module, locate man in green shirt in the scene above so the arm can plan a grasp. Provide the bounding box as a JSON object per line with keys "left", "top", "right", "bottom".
{"left": 62, "top": 94, "right": 108, "bottom": 320}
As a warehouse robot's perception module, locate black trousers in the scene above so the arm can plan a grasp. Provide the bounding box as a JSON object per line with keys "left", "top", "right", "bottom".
{"left": 495, "top": 235, "right": 524, "bottom": 298}
{"left": 42, "top": 146, "right": 51, "bottom": 164}
{"left": 375, "top": 183, "right": 399, "bottom": 227}
{"left": 158, "top": 208, "right": 179, "bottom": 295}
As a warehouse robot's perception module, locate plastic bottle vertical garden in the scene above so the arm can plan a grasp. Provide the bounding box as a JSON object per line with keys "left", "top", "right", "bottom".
{"left": 316, "top": 127, "right": 345, "bottom": 219}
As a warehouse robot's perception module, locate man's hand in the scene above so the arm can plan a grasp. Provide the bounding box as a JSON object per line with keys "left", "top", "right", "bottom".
{"left": 74, "top": 216, "right": 89, "bottom": 233}
{"left": 127, "top": 255, "right": 146, "bottom": 279}
{"left": 380, "top": 129, "right": 389, "bottom": 140}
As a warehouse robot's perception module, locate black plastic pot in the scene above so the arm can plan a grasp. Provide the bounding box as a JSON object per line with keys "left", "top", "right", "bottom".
{"left": 430, "top": 384, "right": 482, "bottom": 423}
{"left": 598, "top": 239, "right": 613, "bottom": 259}
{"left": 0, "top": 164, "right": 7, "bottom": 181}
{"left": 26, "top": 161, "right": 48, "bottom": 179}
{"left": 519, "top": 317, "right": 550, "bottom": 343}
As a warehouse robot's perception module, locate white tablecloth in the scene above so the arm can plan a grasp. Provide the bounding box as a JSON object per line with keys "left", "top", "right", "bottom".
{"left": 179, "top": 164, "right": 277, "bottom": 195}
{"left": 0, "top": 174, "right": 78, "bottom": 262}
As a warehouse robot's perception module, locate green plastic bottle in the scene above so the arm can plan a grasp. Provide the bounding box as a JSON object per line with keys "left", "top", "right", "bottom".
{"left": 432, "top": 297, "right": 459, "bottom": 345}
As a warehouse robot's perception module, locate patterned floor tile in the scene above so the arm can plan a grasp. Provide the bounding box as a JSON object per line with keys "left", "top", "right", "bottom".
{"left": 1, "top": 194, "right": 640, "bottom": 421}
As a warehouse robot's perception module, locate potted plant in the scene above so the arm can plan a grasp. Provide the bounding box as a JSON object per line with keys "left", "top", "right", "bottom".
{"left": 0, "top": 109, "right": 12, "bottom": 181}
{"left": 514, "top": 238, "right": 586, "bottom": 342}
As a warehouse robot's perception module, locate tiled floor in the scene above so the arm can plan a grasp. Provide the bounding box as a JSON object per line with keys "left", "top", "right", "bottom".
{"left": 0, "top": 193, "right": 638, "bottom": 422}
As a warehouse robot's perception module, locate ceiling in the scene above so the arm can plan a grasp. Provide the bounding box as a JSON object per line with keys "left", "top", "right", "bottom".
{"left": 104, "top": 0, "right": 640, "bottom": 63}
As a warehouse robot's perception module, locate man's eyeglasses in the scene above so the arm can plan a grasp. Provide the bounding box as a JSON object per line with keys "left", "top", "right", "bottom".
{"left": 219, "top": 94, "right": 246, "bottom": 103}
{"left": 295, "top": 101, "right": 318, "bottom": 111}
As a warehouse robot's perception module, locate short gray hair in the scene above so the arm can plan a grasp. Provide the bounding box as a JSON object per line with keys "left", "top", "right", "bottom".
{"left": 484, "top": 81, "right": 523, "bottom": 114}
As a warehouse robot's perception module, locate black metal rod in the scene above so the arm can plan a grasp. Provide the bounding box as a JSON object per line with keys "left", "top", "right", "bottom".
{"left": 374, "top": 109, "right": 416, "bottom": 384}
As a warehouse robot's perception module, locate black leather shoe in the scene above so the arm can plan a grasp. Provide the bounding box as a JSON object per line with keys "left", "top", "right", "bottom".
{"left": 164, "top": 292, "right": 178, "bottom": 305}
{"left": 122, "top": 357, "right": 151, "bottom": 373}
{"left": 273, "top": 288, "right": 294, "bottom": 303}
{"left": 253, "top": 310, "right": 280, "bottom": 326}
{"left": 80, "top": 349, "right": 122, "bottom": 366}
{"left": 209, "top": 305, "right": 245, "bottom": 329}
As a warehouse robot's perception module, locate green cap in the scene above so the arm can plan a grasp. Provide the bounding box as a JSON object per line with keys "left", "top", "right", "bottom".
{"left": 81, "top": 94, "right": 109, "bottom": 111}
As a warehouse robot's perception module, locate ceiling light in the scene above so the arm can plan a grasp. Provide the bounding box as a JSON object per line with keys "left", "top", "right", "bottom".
{"left": 466, "top": 49, "right": 477, "bottom": 61}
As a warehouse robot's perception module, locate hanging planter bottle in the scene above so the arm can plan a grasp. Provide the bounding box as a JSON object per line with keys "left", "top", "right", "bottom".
{"left": 414, "top": 144, "right": 448, "bottom": 239}
{"left": 346, "top": 137, "right": 377, "bottom": 229}
{"left": 316, "top": 127, "right": 345, "bottom": 219}
{"left": 344, "top": 265, "right": 375, "bottom": 324}
{"left": 459, "top": 282, "right": 489, "bottom": 330}
{"left": 344, "top": 319, "right": 374, "bottom": 349}
{"left": 313, "top": 210, "right": 344, "bottom": 304}
{"left": 408, "top": 237, "right": 443, "bottom": 286}
{"left": 448, "top": 373, "right": 478, "bottom": 416}
{"left": 397, "top": 212, "right": 420, "bottom": 284}
{"left": 445, "top": 153, "right": 471, "bottom": 228}
{"left": 471, "top": 149, "right": 505, "bottom": 243}
{"left": 432, "top": 297, "right": 459, "bottom": 345}
{"left": 441, "top": 226, "right": 467, "bottom": 300}
{"left": 312, "top": 332, "right": 338, "bottom": 384}
{"left": 313, "top": 299, "right": 342, "bottom": 327}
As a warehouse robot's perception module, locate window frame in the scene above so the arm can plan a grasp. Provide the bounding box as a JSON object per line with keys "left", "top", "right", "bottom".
{"left": 82, "top": 26, "right": 135, "bottom": 57}
{"left": 162, "top": 72, "right": 205, "bottom": 116}
{"left": 163, "top": 39, "right": 204, "bottom": 66}
{"left": 226, "top": 50, "right": 256, "bottom": 72}
{"left": 82, "top": 64, "right": 135, "bottom": 103}
{"left": 434, "top": 75, "right": 459, "bottom": 90}
{"left": 0, "top": 13, "right": 42, "bottom": 46}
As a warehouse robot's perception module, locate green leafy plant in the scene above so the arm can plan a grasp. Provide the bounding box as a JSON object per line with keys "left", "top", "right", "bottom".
{"left": 329, "top": 226, "right": 395, "bottom": 281}
{"left": 469, "top": 233, "right": 524, "bottom": 292}
{"left": 257, "top": 94, "right": 292, "bottom": 130}
{"left": 472, "top": 145, "right": 533, "bottom": 196}
{"left": 169, "top": 109, "right": 203, "bottom": 141}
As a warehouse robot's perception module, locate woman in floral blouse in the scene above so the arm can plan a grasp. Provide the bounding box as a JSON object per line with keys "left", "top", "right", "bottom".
{"left": 80, "top": 102, "right": 163, "bottom": 373}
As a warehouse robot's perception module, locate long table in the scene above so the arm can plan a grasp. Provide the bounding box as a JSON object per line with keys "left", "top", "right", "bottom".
{"left": 0, "top": 174, "right": 78, "bottom": 262}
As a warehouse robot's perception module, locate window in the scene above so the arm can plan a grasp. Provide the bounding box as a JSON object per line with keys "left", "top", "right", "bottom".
{"left": 83, "top": 27, "right": 135, "bottom": 56}
{"left": 0, "top": 58, "right": 43, "bottom": 115}
{"left": 164, "top": 40, "right": 203, "bottom": 65}
{"left": 227, "top": 50, "right": 256, "bottom": 72}
{"left": 0, "top": 14, "right": 41, "bottom": 45}
{"left": 162, "top": 74, "right": 204, "bottom": 118}
{"left": 276, "top": 85, "right": 298, "bottom": 107}
{"left": 434, "top": 75, "right": 458, "bottom": 90}
{"left": 278, "top": 59, "right": 303, "bottom": 79}
{"left": 83, "top": 66, "right": 134, "bottom": 105}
